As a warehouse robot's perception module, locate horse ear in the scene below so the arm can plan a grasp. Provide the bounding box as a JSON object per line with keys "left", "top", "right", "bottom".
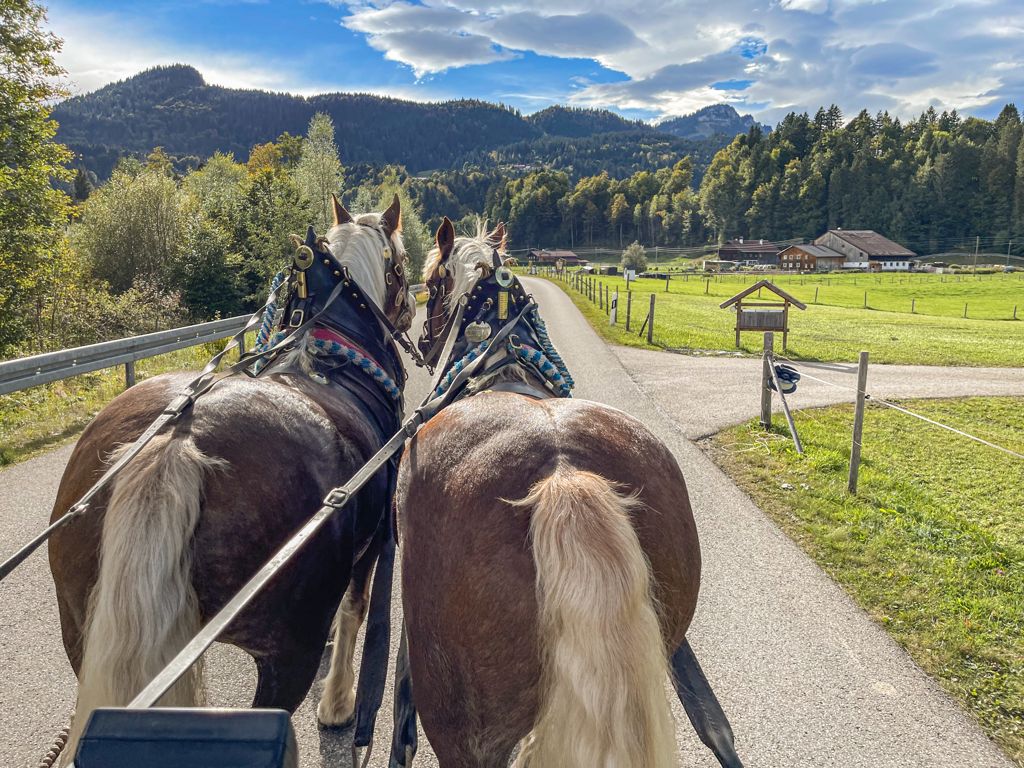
{"left": 436, "top": 216, "right": 455, "bottom": 263}
{"left": 487, "top": 221, "right": 507, "bottom": 250}
{"left": 331, "top": 193, "right": 353, "bottom": 226}
{"left": 381, "top": 193, "right": 402, "bottom": 235}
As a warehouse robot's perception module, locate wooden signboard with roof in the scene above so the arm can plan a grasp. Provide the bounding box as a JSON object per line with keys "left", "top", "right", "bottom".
{"left": 720, "top": 279, "right": 807, "bottom": 349}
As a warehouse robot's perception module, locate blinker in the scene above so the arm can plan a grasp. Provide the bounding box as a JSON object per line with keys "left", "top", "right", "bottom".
{"left": 293, "top": 245, "right": 315, "bottom": 271}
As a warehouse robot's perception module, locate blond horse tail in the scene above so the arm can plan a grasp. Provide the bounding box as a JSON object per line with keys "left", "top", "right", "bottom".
{"left": 64, "top": 433, "right": 221, "bottom": 760}
{"left": 515, "top": 463, "right": 676, "bottom": 768}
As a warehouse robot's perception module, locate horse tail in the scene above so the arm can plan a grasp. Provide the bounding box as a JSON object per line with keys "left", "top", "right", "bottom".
{"left": 65, "top": 433, "right": 221, "bottom": 757}
{"left": 515, "top": 463, "right": 676, "bottom": 768}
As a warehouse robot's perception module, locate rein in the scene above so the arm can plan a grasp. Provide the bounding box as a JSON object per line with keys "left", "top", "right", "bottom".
{"left": 122, "top": 298, "right": 503, "bottom": 706}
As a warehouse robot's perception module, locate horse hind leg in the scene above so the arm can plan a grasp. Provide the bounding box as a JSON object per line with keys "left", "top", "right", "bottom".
{"left": 317, "top": 550, "right": 375, "bottom": 727}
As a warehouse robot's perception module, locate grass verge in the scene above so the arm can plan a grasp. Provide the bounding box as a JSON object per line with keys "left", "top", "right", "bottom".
{"left": 0, "top": 341, "right": 233, "bottom": 467}
{"left": 537, "top": 273, "right": 1024, "bottom": 366}
{"left": 706, "top": 396, "right": 1024, "bottom": 764}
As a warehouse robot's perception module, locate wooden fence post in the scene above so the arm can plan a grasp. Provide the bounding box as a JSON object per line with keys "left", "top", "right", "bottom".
{"left": 647, "top": 294, "right": 655, "bottom": 344}
{"left": 599, "top": 282, "right": 604, "bottom": 310}
{"left": 125, "top": 360, "right": 136, "bottom": 389}
{"left": 610, "top": 289, "right": 618, "bottom": 325}
{"left": 626, "top": 290, "right": 632, "bottom": 331}
{"left": 760, "top": 332, "right": 773, "bottom": 429}
{"left": 848, "top": 351, "right": 869, "bottom": 494}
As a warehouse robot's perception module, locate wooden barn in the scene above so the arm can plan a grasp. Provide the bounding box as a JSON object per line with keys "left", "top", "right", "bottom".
{"left": 813, "top": 230, "right": 916, "bottom": 271}
{"left": 717, "top": 238, "right": 780, "bottom": 265}
{"left": 778, "top": 244, "right": 846, "bottom": 272}
{"left": 527, "top": 248, "right": 587, "bottom": 266}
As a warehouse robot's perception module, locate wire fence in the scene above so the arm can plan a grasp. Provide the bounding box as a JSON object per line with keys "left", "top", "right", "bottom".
{"left": 741, "top": 338, "right": 1024, "bottom": 506}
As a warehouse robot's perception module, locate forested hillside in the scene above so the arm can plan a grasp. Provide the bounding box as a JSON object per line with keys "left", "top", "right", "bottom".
{"left": 54, "top": 65, "right": 539, "bottom": 177}
{"left": 697, "top": 105, "right": 1024, "bottom": 253}
{"left": 525, "top": 105, "right": 643, "bottom": 137}
{"left": 53, "top": 65, "right": 733, "bottom": 180}
{"left": 15, "top": 48, "right": 1024, "bottom": 361}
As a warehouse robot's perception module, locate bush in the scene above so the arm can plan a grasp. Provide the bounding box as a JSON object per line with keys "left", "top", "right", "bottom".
{"left": 621, "top": 241, "right": 648, "bottom": 273}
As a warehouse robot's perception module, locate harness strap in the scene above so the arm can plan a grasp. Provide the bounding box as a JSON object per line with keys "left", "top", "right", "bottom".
{"left": 425, "top": 300, "right": 467, "bottom": 391}
{"left": 127, "top": 306, "right": 492, "bottom": 711}
{"left": 420, "top": 298, "right": 465, "bottom": 371}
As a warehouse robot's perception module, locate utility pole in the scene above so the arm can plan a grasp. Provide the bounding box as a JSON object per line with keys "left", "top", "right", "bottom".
{"left": 1008, "top": 240, "right": 1013, "bottom": 268}
{"left": 973, "top": 235, "right": 979, "bottom": 275}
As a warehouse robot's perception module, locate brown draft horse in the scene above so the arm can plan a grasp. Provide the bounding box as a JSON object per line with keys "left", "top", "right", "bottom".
{"left": 49, "top": 195, "right": 415, "bottom": 759}
{"left": 394, "top": 221, "right": 739, "bottom": 767}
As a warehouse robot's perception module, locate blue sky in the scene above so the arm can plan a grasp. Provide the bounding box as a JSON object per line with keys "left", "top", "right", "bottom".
{"left": 46, "top": 0, "right": 1024, "bottom": 124}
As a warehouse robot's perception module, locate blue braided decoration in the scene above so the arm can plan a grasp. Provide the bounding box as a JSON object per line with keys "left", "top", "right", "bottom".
{"left": 307, "top": 336, "right": 402, "bottom": 401}
{"left": 254, "top": 271, "right": 286, "bottom": 352}
{"left": 434, "top": 341, "right": 490, "bottom": 397}
{"left": 512, "top": 342, "right": 573, "bottom": 396}
{"left": 251, "top": 330, "right": 289, "bottom": 375}
{"left": 529, "top": 306, "right": 575, "bottom": 391}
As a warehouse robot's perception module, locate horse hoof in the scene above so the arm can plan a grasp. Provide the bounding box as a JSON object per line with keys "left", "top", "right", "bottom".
{"left": 316, "top": 699, "right": 355, "bottom": 729}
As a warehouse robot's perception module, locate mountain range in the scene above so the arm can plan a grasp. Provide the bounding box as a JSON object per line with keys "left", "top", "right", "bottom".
{"left": 53, "top": 65, "right": 768, "bottom": 180}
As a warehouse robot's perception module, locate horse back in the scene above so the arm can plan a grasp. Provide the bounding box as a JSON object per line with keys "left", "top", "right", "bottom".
{"left": 396, "top": 393, "right": 701, "bottom": 764}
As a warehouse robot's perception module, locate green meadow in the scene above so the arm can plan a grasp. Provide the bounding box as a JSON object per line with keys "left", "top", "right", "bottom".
{"left": 708, "top": 397, "right": 1024, "bottom": 764}
{"left": 544, "top": 271, "right": 1024, "bottom": 366}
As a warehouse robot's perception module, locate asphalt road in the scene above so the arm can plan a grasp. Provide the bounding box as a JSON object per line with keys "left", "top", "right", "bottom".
{"left": 1, "top": 278, "right": 1018, "bottom": 767}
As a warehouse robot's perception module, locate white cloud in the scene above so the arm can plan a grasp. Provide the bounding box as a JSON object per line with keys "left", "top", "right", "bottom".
{"left": 335, "top": 0, "right": 1024, "bottom": 120}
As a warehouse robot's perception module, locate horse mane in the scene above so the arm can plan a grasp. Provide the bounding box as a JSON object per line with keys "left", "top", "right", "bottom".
{"left": 278, "top": 210, "right": 407, "bottom": 376}
{"left": 326, "top": 212, "right": 406, "bottom": 312}
{"left": 425, "top": 218, "right": 506, "bottom": 310}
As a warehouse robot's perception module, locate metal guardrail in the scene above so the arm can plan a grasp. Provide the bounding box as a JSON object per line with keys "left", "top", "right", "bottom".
{"left": 0, "top": 284, "right": 427, "bottom": 397}
{"left": 0, "top": 315, "right": 249, "bottom": 396}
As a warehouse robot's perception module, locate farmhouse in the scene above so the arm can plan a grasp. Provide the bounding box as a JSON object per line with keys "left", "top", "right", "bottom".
{"left": 813, "top": 229, "right": 916, "bottom": 271}
{"left": 778, "top": 244, "right": 846, "bottom": 272}
{"left": 527, "top": 248, "right": 587, "bottom": 266}
{"left": 717, "top": 238, "right": 780, "bottom": 265}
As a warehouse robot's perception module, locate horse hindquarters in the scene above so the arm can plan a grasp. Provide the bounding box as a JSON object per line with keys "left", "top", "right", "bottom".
{"left": 63, "top": 432, "right": 221, "bottom": 761}
{"left": 514, "top": 463, "right": 677, "bottom": 768}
